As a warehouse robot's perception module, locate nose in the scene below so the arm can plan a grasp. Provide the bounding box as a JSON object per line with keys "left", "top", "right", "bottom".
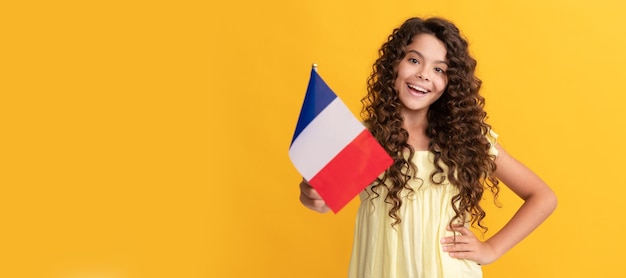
{"left": 416, "top": 67, "right": 429, "bottom": 81}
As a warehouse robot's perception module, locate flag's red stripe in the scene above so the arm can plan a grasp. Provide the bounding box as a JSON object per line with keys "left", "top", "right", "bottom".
{"left": 309, "top": 130, "right": 393, "bottom": 213}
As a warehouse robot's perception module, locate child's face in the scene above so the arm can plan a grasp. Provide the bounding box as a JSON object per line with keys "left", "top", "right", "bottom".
{"left": 394, "top": 33, "right": 448, "bottom": 116}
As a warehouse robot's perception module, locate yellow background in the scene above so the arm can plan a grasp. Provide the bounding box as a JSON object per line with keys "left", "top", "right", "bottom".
{"left": 2, "top": 0, "right": 625, "bottom": 277}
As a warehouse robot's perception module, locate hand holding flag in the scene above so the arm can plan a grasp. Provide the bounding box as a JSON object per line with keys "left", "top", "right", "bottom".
{"left": 289, "top": 66, "right": 393, "bottom": 213}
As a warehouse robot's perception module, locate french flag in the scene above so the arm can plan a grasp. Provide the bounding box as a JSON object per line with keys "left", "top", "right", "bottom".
{"left": 289, "top": 67, "right": 393, "bottom": 213}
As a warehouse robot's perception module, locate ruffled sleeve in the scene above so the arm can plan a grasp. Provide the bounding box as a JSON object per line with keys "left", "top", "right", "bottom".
{"left": 487, "top": 129, "right": 499, "bottom": 157}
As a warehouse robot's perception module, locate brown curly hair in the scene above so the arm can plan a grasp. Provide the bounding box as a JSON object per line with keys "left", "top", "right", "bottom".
{"left": 361, "top": 17, "right": 500, "bottom": 231}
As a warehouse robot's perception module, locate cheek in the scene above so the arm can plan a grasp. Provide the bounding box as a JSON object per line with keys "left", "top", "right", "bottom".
{"left": 393, "top": 75, "right": 403, "bottom": 91}
{"left": 434, "top": 78, "right": 448, "bottom": 93}
{"left": 441, "top": 76, "right": 450, "bottom": 89}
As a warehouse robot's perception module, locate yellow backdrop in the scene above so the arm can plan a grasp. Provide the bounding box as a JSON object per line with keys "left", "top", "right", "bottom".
{"left": 2, "top": 0, "right": 625, "bottom": 277}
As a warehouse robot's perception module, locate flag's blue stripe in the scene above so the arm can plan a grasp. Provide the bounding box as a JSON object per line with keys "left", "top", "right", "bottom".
{"left": 291, "top": 69, "right": 337, "bottom": 145}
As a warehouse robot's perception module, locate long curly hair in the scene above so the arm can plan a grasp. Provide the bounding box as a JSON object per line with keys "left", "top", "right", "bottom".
{"left": 361, "top": 17, "right": 500, "bottom": 231}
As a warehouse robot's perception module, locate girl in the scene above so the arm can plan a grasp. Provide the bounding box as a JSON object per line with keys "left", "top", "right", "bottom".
{"left": 299, "top": 17, "right": 557, "bottom": 277}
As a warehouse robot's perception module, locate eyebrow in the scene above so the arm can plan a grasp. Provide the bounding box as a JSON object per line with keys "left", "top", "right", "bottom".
{"left": 406, "top": 50, "right": 448, "bottom": 65}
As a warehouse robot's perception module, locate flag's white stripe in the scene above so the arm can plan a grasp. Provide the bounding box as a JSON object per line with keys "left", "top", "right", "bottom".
{"left": 289, "top": 98, "right": 365, "bottom": 180}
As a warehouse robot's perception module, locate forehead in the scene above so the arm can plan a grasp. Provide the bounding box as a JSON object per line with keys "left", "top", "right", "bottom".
{"left": 406, "top": 33, "right": 447, "bottom": 60}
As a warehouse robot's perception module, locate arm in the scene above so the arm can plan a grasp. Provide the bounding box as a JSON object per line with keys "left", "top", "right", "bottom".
{"left": 441, "top": 143, "right": 557, "bottom": 265}
{"left": 299, "top": 178, "right": 331, "bottom": 213}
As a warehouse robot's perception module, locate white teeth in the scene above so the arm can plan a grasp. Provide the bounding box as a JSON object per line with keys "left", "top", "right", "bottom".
{"left": 408, "top": 84, "right": 428, "bottom": 93}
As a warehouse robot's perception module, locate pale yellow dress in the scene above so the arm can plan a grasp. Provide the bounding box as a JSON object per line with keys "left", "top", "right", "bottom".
{"left": 348, "top": 132, "right": 498, "bottom": 278}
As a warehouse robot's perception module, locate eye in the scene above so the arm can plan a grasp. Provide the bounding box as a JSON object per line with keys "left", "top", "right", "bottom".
{"left": 408, "top": 58, "right": 419, "bottom": 64}
{"left": 435, "top": 67, "right": 446, "bottom": 73}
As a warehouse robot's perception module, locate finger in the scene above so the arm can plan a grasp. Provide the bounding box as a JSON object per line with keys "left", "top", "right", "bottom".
{"left": 448, "top": 251, "right": 474, "bottom": 260}
{"left": 441, "top": 235, "right": 463, "bottom": 244}
{"left": 300, "top": 178, "right": 312, "bottom": 187}
{"left": 453, "top": 235, "right": 467, "bottom": 244}
{"left": 445, "top": 224, "right": 463, "bottom": 232}
{"left": 442, "top": 242, "right": 471, "bottom": 253}
{"left": 299, "top": 191, "right": 330, "bottom": 213}
{"left": 441, "top": 236, "right": 469, "bottom": 245}
{"left": 300, "top": 188, "right": 321, "bottom": 203}
{"left": 300, "top": 180, "right": 323, "bottom": 199}
{"left": 447, "top": 225, "right": 471, "bottom": 236}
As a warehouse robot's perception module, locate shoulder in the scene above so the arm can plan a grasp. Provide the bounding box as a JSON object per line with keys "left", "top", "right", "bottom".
{"left": 492, "top": 143, "right": 552, "bottom": 200}
{"left": 486, "top": 129, "right": 499, "bottom": 157}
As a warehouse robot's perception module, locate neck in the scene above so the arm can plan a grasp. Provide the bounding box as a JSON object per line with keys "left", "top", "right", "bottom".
{"left": 402, "top": 110, "right": 430, "bottom": 151}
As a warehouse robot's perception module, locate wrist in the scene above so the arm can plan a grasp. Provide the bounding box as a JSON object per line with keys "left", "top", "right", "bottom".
{"left": 482, "top": 239, "right": 503, "bottom": 264}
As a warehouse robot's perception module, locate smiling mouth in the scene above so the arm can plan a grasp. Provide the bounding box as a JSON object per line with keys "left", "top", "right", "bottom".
{"left": 407, "top": 84, "right": 429, "bottom": 94}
